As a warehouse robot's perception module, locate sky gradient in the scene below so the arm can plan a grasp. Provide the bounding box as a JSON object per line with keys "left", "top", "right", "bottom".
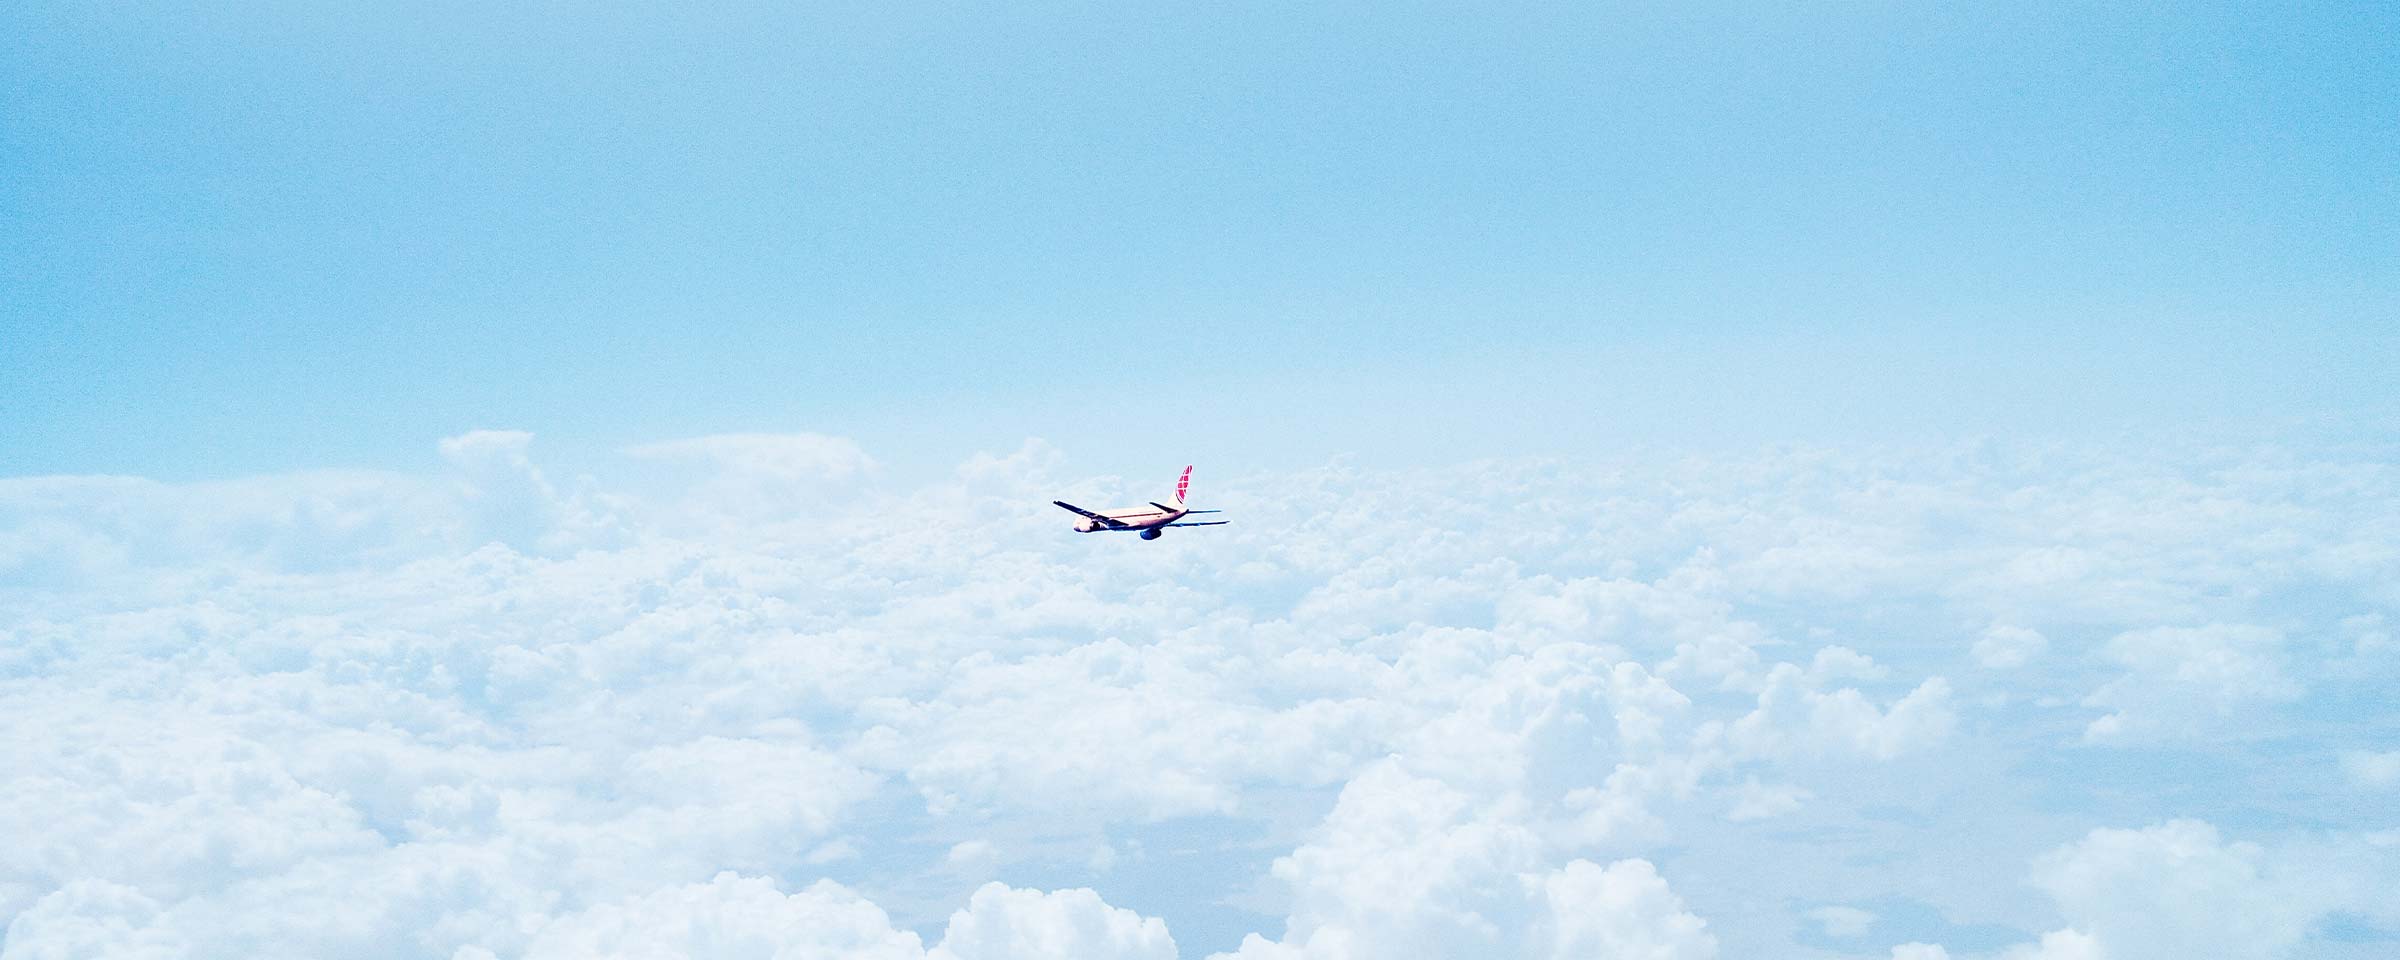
{"left": 6, "top": 2, "right": 2396, "bottom": 478}
{"left": 4, "top": 4, "right": 2399, "bottom": 960}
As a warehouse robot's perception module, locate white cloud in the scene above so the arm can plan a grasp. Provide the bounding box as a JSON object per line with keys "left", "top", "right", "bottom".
{"left": 1729, "top": 665, "right": 1955, "bottom": 761}
{"left": 519, "top": 874, "right": 1179, "bottom": 960}
{"left": 5, "top": 435, "right": 2396, "bottom": 958}
{"left": 2082, "top": 625, "right": 2301, "bottom": 742}
{"left": 1808, "top": 645, "right": 1889, "bottom": 683}
{"left": 1806, "top": 904, "right": 1875, "bottom": 939}
{"left": 521, "top": 873, "right": 927, "bottom": 960}
{"left": 1218, "top": 762, "right": 1713, "bottom": 960}
{"left": 1932, "top": 818, "right": 2400, "bottom": 960}
{"left": 947, "top": 841, "right": 1000, "bottom": 876}
{"left": 2029, "top": 820, "right": 2309, "bottom": 960}
{"left": 1995, "top": 929, "right": 2105, "bottom": 960}
{"left": 1888, "top": 820, "right": 2400, "bottom": 959}
{"left": 931, "top": 883, "right": 1177, "bottom": 960}
{"left": 1533, "top": 859, "right": 1715, "bottom": 960}
{"left": 1228, "top": 761, "right": 1544, "bottom": 959}
{"left": 2342, "top": 749, "right": 2400, "bottom": 787}
{"left": 1973, "top": 625, "right": 2047, "bottom": 669}
{"left": 440, "top": 429, "right": 627, "bottom": 554}
{"left": 0, "top": 881, "right": 187, "bottom": 960}
{"left": 2341, "top": 614, "right": 2393, "bottom": 656}
{"left": 1724, "top": 778, "right": 1810, "bottom": 822}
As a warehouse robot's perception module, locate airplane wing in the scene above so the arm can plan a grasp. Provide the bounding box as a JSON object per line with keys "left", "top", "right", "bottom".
{"left": 1161, "top": 521, "right": 1230, "bottom": 527}
{"left": 1053, "top": 501, "right": 1130, "bottom": 528}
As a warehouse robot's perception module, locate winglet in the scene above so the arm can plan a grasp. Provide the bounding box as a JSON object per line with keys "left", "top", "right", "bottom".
{"left": 1175, "top": 465, "right": 1192, "bottom": 504}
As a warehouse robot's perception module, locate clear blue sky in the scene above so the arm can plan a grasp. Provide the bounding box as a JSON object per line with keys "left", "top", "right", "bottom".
{"left": 6, "top": 1, "right": 2394, "bottom": 478}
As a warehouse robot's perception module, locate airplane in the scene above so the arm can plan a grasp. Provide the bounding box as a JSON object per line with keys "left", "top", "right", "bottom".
{"left": 1053, "top": 465, "right": 1228, "bottom": 540}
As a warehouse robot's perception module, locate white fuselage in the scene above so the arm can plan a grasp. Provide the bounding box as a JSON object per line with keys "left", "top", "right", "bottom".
{"left": 1075, "top": 504, "right": 1187, "bottom": 533}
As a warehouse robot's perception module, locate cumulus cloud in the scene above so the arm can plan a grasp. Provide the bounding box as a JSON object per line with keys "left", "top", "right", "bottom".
{"left": 1218, "top": 762, "right": 1713, "bottom": 960}
{"left": 518, "top": 875, "right": 1174, "bottom": 960}
{"left": 1223, "top": 761, "right": 1547, "bottom": 959}
{"left": 1728, "top": 665, "right": 1955, "bottom": 761}
{"left": 2029, "top": 820, "right": 2316, "bottom": 960}
{"left": 1972, "top": 625, "right": 2047, "bottom": 670}
{"left": 1905, "top": 819, "right": 2400, "bottom": 960}
{"left": 932, "top": 883, "right": 1176, "bottom": 960}
{"left": 1995, "top": 929, "right": 2105, "bottom": 960}
{"left": 441, "top": 429, "right": 627, "bottom": 553}
{"left": 2, "top": 881, "right": 186, "bottom": 960}
{"left": 2081, "top": 625, "right": 2302, "bottom": 742}
{"left": 1724, "top": 778, "right": 1811, "bottom": 822}
{"left": 3, "top": 435, "right": 2395, "bottom": 958}
{"left": 1532, "top": 859, "right": 1715, "bottom": 960}
{"left": 522, "top": 874, "right": 928, "bottom": 960}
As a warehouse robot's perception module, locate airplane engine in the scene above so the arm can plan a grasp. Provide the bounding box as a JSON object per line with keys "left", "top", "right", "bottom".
{"left": 1140, "top": 528, "right": 1162, "bottom": 540}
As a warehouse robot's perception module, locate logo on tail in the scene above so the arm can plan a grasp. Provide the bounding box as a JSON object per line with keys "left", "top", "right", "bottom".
{"left": 1175, "top": 465, "right": 1192, "bottom": 504}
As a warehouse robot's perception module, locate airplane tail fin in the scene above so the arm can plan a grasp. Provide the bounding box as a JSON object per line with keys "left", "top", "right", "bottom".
{"left": 1174, "top": 465, "right": 1192, "bottom": 504}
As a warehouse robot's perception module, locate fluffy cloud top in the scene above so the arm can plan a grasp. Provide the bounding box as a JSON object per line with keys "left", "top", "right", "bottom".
{"left": 4, "top": 433, "right": 2395, "bottom": 958}
{"left": 932, "top": 884, "right": 1175, "bottom": 960}
{"left": 2082, "top": 625, "right": 2301, "bottom": 742}
{"left": 2028, "top": 821, "right": 2320, "bottom": 960}
{"left": 522, "top": 874, "right": 929, "bottom": 960}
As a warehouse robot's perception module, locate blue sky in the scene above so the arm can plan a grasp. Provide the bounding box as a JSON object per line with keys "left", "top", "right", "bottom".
{"left": 5, "top": 2, "right": 2394, "bottom": 478}
{"left": 5, "top": 8, "right": 2400, "bottom": 959}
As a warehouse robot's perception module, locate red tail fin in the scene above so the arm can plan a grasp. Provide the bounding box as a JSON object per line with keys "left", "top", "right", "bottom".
{"left": 1175, "top": 465, "right": 1192, "bottom": 504}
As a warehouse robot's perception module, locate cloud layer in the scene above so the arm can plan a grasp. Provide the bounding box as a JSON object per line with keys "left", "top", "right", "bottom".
{"left": 4, "top": 435, "right": 2396, "bottom": 958}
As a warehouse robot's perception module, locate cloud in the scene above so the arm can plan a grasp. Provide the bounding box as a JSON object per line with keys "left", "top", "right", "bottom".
{"left": 1972, "top": 625, "right": 2047, "bottom": 670}
{"left": 2342, "top": 749, "right": 2400, "bottom": 788}
{"left": 1995, "top": 929, "right": 2105, "bottom": 960}
{"left": 1227, "top": 761, "right": 1546, "bottom": 959}
{"left": 1807, "top": 904, "right": 1876, "bottom": 939}
{"left": 1533, "top": 859, "right": 1716, "bottom": 960}
{"left": 4, "top": 434, "right": 2395, "bottom": 957}
{"left": 1, "top": 881, "right": 187, "bottom": 960}
{"left": 1908, "top": 819, "right": 2400, "bottom": 960}
{"left": 440, "top": 429, "right": 628, "bottom": 554}
{"left": 1218, "top": 762, "right": 1713, "bottom": 960}
{"left": 623, "top": 432, "right": 878, "bottom": 535}
{"left": 932, "top": 883, "right": 1177, "bottom": 960}
{"left": 521, "top": 873, "right": 928, "bottom": 960}
{"left": 1728, "top": 665, "right": 1955, "bottom": 761}
{"left": 2081, "top": 625, "right": 2301, "bottom": 742}
{"left": 1724, "top": 778, "right": 1811, "bottom": 822}
{"left": 2029, "top": 820, "right": 2316, "bottom": 960}
{"left": 519, "top": 874, "right": 1175, "bottom": 960}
